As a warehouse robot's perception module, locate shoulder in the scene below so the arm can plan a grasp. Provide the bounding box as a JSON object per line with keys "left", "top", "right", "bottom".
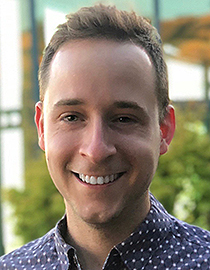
{"left": 149, "top": 195, "right": 210, "bottom": 267}
{"left": 161, "top": 216, "right": 210, "bottom": 268}
{"left": 0, "top": 228, "right": 58, "bottom": 269}
{"left": 171, "top": 215, "right": 210, "bottom": 247}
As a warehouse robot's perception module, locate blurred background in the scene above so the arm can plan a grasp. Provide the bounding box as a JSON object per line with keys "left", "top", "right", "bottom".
{"left": 1, "top": 0, "right": 210, "bottom": 254}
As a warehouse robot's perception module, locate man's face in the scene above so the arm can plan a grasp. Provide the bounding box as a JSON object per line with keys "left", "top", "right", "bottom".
{"left": 36, "top": 39, "right": 173, "bottom": 226}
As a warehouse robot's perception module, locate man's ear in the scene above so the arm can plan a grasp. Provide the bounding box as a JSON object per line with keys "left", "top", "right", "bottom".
{"left": 35, "top": 101, "right": 45, "bottom": 151}
{"left": 160, "top": 105, "right": 175, "bottom": 155}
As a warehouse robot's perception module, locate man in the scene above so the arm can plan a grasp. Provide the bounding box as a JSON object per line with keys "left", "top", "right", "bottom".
{"left": 1, "top": 4, "right": 210, "bottom": 270}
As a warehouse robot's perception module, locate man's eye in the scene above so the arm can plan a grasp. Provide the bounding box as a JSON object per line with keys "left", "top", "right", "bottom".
{"left": 64, "top": 115, "right": 79, "bottom": 122}
{"left": 115, "top": 116, "right": 136, "bottom": 123}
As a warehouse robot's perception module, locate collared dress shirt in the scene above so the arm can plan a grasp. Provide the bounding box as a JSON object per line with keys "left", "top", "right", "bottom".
{"left": 1, "top": 194, "right": 210, "bottom": 269}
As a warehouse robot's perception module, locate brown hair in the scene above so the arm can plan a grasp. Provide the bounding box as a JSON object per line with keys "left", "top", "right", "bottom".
{"left": 39, "top": 4, "right": 169, "bottom": 122}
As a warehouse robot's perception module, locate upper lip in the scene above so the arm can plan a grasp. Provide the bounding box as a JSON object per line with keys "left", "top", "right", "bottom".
{"left": 71, "top": 170, "right": 126, "bottom": 177}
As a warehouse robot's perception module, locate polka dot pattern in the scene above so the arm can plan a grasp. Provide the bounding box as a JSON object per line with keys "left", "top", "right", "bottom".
{"left": 1, "top": 194, "right": 210, "bottom": 269}
{"left": 115, "top": 194, "right": 210, "bottom": 269}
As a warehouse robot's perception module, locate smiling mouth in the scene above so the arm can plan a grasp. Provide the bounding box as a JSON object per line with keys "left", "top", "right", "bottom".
{"left": 72, "top": 172, "right": 125, "bottom": 185}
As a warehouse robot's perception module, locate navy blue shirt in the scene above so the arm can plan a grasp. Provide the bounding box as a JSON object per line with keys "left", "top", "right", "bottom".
{"left": 1, "top": 194, "right": 210, "bottom": 269}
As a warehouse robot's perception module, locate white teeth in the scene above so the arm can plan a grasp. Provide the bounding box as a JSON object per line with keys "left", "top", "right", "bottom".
{"left": 85, "top": 175, "right": 90, "bottom": 183}
{"left": 97, "top": 177, "right": 104, "bottom": 185}
{"left": 90, "top": 176, "right": 97, "bottom": 184}
{"left": 104, "top": 176, "right": 110, "bottom": 184}
{"left": 78, "top": 173, "right": 121, "bottom": 185}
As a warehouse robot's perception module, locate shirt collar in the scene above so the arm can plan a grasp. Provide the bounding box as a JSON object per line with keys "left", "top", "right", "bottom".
{"left": 54, "top": 215, "right": 76, "bottom": 269}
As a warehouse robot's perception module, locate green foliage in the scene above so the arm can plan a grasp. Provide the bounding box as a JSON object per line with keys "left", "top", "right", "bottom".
{"left": 151, "top": 105, "right": 210, "bottom": 230}
{"left": 7, "top": 154, "right": 64, "bottom": 243}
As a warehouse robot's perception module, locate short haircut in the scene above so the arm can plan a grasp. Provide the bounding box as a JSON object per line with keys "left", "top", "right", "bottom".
{"left": 39, "top": 4, "right": 169, "bottom": 122}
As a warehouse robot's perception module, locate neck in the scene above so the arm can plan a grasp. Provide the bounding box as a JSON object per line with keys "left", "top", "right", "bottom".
{"left": 64, "top": 193, "right": 150, "bottom": 270}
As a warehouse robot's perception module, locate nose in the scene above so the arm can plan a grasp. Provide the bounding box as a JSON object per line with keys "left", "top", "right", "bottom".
{"left": 79, "top": 119, "right": 117, "bottom": 163}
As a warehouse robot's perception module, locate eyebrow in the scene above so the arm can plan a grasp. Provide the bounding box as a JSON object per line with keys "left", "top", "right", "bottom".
{"left": 113, "top": 101, "right": 143, "bottom": 110}
{"left": 54, "top": 99, "right": 143, "bottom": 109}
{"left": 54, "top": 99, "right": 85, "bottom": 107}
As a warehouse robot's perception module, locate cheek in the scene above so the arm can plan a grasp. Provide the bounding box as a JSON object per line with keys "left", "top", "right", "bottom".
{"left": 121, "top": 133, "right": 160, "bottom": 164}
{"left": 44, "top": 131, "right": 80, "bottom": 175}
{"left": 130, "top": 142, "right": 160, "bottom": 192}
{"left": 45, "top": 125, "right": 79, "bottom": 154}
{"left": 120, "top": 133, "right": 161, "bottom": 187}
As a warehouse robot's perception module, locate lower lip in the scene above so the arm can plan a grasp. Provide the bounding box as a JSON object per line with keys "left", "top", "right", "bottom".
{"left": 72, "top": 172, "right": 125, "bottom": 187}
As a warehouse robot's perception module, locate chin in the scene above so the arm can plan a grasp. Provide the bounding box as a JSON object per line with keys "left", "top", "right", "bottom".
{"left": 78, "top": 205, "right": 124, "bottom": 227}
{"left": 82, "top": 212, "right": 116, "bottom": 225}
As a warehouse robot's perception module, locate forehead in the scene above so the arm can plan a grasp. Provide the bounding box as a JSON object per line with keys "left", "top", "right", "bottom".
{"left": 51, "top": 39, "right": 153, "bottom": 75}
{"left": 45, "top": 39, "right": 157, "bottom": 109}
